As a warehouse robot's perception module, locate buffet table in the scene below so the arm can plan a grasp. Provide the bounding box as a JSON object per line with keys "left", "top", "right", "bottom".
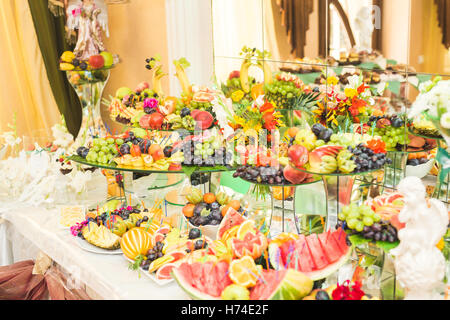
{"left": 0, "top": 205, "right": 189, "bottom": 300}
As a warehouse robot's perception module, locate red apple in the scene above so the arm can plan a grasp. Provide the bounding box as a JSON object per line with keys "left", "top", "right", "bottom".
{"left": 149, "top": 112, "right": 165, "bottom": 130}
{"left": 89, "top": 55, "right": 105, "bottom": 69}
{"left": 229, "top": 70, "right": 240, "bottom": 80}
{"left": 288, "top": 145, "right": 309, "bottom": 168}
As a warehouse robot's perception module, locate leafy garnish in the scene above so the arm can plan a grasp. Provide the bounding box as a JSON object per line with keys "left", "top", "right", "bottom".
{"left": 128, "top": 255, "right": 145, "bottom": 271}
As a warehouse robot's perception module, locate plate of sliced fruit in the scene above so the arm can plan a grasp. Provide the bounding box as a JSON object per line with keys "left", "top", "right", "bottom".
{"left": 123, "top": 226, "right": 213, "bottom": 285}
{"left": 75, "top": 235, "right": 123, "bottom": 255}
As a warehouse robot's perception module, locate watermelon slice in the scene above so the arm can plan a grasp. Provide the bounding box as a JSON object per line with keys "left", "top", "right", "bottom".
{"left": 269, "top": 228, "right": 352, "bottom": 281}
{"left": 249, "top": 269, "right": 313, "bottom": 300}
{"left": 172, "top": 261, "right": 232, "bottom": 300}
{"left": 217, "top": 208, "right": 246, "bottom": 239}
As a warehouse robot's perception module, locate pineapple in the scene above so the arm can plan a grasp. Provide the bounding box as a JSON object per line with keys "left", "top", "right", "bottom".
{"left": 81, "top": 222, "right": 121, "bottom": 250}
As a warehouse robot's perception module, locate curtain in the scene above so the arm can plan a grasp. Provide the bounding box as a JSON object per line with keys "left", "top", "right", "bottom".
{"left": 27, "top": 0, "right": 82, "bottom": 137}
{"left": 0, "top": 0, "right": 61, "bottom": 139}
{"left": 435, "top": 0, "right": 450, "bottom": 49}
{"left": 423, "top": 0, "right": 449, "bottom": 74}
{"left": 372, "top": 0, "right": 382, "bottom": 51}
{"left": 276, "top": 0, "right": 314, "bottom": 58}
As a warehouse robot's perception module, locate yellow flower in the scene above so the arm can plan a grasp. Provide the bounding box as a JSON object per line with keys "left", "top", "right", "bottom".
{"left": 326, "top": 76, "right": 339, "bottom": 86}
{"left": 231, "top": 90, "right": 245, "bottom": 102}
{"left": 344, "top": 88, "right": 358, "bottom": 99}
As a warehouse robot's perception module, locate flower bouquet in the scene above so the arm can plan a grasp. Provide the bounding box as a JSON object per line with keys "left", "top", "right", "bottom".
{"left": 310, "top": 75, "right": 374, "bottom": 131}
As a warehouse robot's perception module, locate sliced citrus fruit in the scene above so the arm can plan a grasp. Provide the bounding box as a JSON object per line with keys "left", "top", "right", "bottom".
{"left": 270, "top": 232, "right": 299, "bottom": 246}
{"left": 272, "top": 186, "right": 295, "bottom": 200}
{"left": 155, "top": 263, "right": 177, "bottom": 280}
{"left": 236, "top": 220, "right": 256, "bottom": 240}
{"left": 168, "top": 250, "right": 187, "bottom": 262}
{"left": 148, "top": 255, "right": 175, "bottom": 273}
{"left": 221, "top": 225, "right": 240, "bottom": 242}
{"left": 251, "top": 83, "right": 264, "bottom": 101}
{"left": 229, "top": 256, "right": 262, "bottom": 288}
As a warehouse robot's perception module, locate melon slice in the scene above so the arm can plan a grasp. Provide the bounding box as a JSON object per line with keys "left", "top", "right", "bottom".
{"left": 249, "top": 269, "right": 313, "bottom": 300}
{"left": 217, "top": 208, "right": 246, "bottom": 240}
{"left": 172, "top": 261, "right": 232, "bottom": 300}
{"left": 269, "top": 228, "right": 352, "bottom": 281}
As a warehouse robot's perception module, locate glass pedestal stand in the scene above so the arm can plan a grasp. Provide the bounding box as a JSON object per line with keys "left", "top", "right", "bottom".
{"left": 354, "top": 243, "right": 403, "bottom": 300}
{"left": 293, "top": 166, "right": 381, "bottom": 231}
{"left": 240, "top": 178, "right": 320, "bottom": 236}
{"left": 66, "top": 69, "right": 110, "bottom": 148}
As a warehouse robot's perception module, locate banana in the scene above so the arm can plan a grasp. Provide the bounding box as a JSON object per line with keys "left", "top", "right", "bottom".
{"left": 240, "top": 61, "right": 252, "bottom": 93}
{"left": 260, "top": 60, "right": 273, "bottom": 85}
{"left": 174, "top": 60, "right": 191, "bottom": 95}
{"left": 152, "top": 65, "right": 167, "bottom": 98}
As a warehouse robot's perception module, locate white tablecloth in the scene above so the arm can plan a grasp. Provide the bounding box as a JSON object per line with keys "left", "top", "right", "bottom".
{"left": 0, "top": 206, "right": 189, "bottom": 300}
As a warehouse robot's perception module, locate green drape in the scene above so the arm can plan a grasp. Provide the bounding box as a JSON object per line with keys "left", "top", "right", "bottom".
{"left": 27, "top": 0, "right": 82, "bottom": 137}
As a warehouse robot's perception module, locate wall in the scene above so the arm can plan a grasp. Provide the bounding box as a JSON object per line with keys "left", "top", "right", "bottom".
{"left": 381, "top": 0, "right": 410, "bottom": 65}
{"left": 101, "top": 0, "right": 169, "bottom": 133}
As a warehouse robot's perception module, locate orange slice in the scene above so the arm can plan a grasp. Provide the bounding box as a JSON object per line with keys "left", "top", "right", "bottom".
{"left": 273, "top": 186, "right": 295, "bottom": 201}
{"left": 270, "top": 232, "right": 299, "bottom": 246}
{"left": 251, "top": 83, "right": 264, "bottom": 101}
{"left": 221, "top": 225, "right": 240, "bottom": 242}
{"left": 148, "top": 255, "right": 175, "bottom": 273}
{"left": 236, "top": 220, "right": 256, "bottom": 240}
{"left": 229, "top": 256, "right": 262, "bottom": 288}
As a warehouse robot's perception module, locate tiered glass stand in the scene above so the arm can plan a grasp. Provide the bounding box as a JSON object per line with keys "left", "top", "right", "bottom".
{"left": 66, "top": 69, "right": 111, "bottom": 147}
{"left": 238, "top": 176, "right": 320, "bottom": 235}
{"left": 292, "top": 166, "right": 382, "bottom": 231}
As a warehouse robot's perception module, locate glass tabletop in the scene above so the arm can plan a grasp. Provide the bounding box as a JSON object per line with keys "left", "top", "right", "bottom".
{"left": 70, "top": 155, "right": 237, "bottom": 174}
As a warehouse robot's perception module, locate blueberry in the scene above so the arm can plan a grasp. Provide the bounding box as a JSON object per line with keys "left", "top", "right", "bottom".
{"left": 194, "top": 240, "right": 207, "bottom": 250}
{"left": 189, "top": 228, "right": 202, "bottom": 240}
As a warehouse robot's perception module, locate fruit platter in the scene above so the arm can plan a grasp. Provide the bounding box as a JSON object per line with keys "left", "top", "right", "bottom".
{"left": 288, "top": 125, "right": 391, "bottom": 176}
{"left": 60, "top": 50, "right": 117, "bottom": 72}
{"left": 181, "top": 187, "right": 246, "bottom": 237}
{"left": 171, "top": 208, "right": 382, "bottom": 300}
{"left": 70, "top": 199, "right": 163, "bottom": 254}
{"left": 72, "top": 130, "right": 184, "bottom": 172}
{"left": 106, "top": 57, "right": 224, "bottom": 132}
{"left": 124, "top": 226, "right": 213, "bottom": 285}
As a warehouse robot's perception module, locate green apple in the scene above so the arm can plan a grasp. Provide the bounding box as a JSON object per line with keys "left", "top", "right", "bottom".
{"left": 221, "top": 285, "right": 250, "bottom": 300}
{"left": 115, "top": 87, "right": 133, "bottom": 100}
{"left": 100, "top": 51, "right": 114, "bottom": 68}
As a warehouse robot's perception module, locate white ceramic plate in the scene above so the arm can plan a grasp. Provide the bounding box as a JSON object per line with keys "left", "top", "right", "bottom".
{"left": 123, "top": 256, "right": 174, "bottom": 286}
{"left": 406, "top": 159, "right": 435, "bottom": 179}
{"left": 75, "top": 237, "right": 123, "bottom": 255}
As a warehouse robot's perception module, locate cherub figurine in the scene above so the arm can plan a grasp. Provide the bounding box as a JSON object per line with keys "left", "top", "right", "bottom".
{"left": 391, "top": 176, "right": 448, "bottom": 300}
{"left": 67, "top": 0, "right": 109, "bottom": 60}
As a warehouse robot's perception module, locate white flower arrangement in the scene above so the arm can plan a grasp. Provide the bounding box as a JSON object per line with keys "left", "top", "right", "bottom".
{"left": 410, "top": 79, "right": 450, "bottom": 145}
{"left": 0, "top": 149, "right": 99, "bottom": 207}
{"left": 410, "top": 79, "right": 450, "bottom": 119}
